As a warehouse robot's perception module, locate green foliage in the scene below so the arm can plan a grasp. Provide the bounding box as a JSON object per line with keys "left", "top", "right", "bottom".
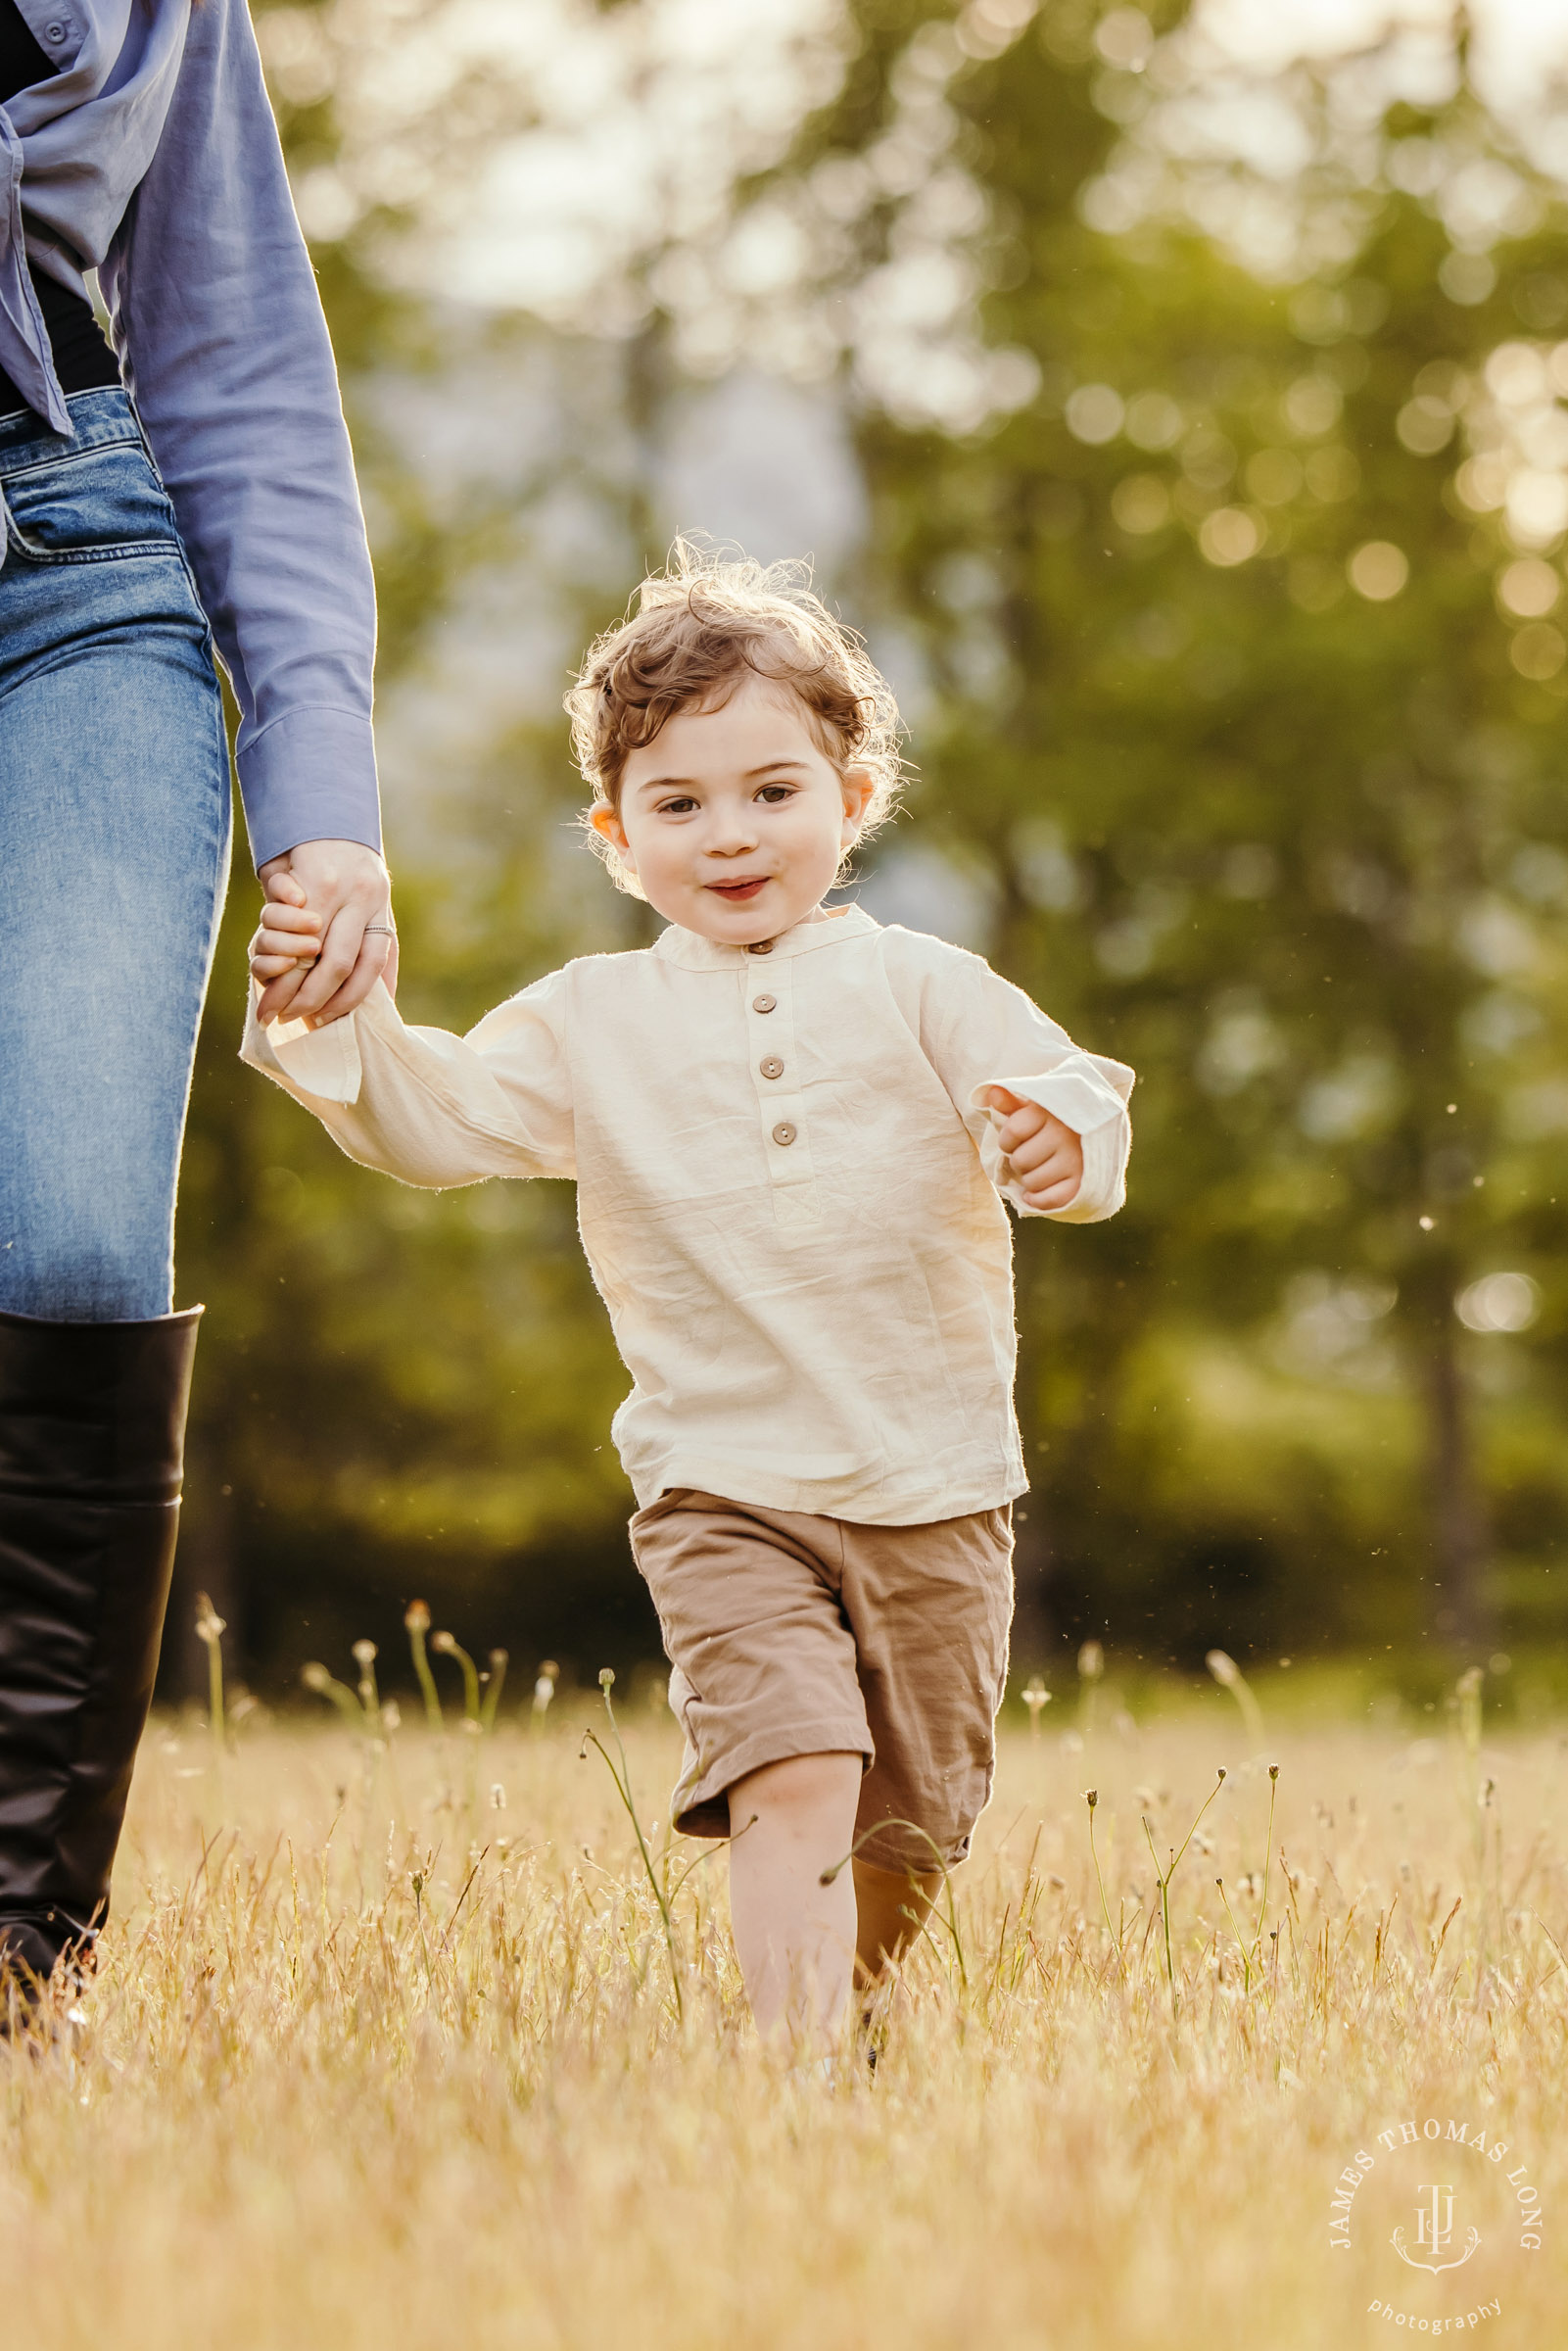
{"left": 843, "top": 5, "right": 1568, "bottom": 1658}
{"left": 168, "top": 1, "right": 1568, "bottom": 1692}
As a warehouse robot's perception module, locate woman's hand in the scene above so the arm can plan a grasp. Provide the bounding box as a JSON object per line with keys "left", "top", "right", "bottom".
{"left": 980, "top": 1086, "right": 1084, "bottom": 1212}
{"left": 253, "top": 840, "right": 396, "bottom": 1025}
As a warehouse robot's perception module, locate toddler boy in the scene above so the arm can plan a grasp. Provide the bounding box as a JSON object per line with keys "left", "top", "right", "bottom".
{"left": 244, "top": 548, "right": 1133, "bottom": 2039}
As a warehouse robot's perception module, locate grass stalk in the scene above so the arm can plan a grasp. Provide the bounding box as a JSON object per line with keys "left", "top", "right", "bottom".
{"left": 1141, "top": 1767, "right": 1226, "bottom": 2009}
{"left": 404, "top": 1602, "right": 444, "bottom": 1733}
{"left": 820, "top": 1818, "right": 967, "bottom": 2001}
{"left": 1086, "top": 1790, "right": 1118, "bottom": 1951}
{"left": 580, "top": 1668, "right": 686, "bottom": 2022}
{"left": 194, "top": 1592, "right": 227, "bottom": 1768}
{"left": 1206, "top": 1651, "right": 1264, "bottom": 1748}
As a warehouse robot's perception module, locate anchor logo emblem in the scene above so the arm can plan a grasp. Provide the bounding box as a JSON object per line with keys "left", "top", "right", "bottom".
{"left": 1391, "top": 2183, "right": 1480, "bottom": 2276}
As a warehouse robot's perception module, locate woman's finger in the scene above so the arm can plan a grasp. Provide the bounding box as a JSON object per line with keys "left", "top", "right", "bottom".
{"left": 306, "top": 925, "right": 394, "bottom": 1026}
{"left": 255, "top": 959, "right": 317, "bottom": 1023}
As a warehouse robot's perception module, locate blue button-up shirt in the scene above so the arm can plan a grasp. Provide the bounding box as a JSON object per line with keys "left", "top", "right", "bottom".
{"left": 1, "top": 0, "right": 380, "bottom": 865}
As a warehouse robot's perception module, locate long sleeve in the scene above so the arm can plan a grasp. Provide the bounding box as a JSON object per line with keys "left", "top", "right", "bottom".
{"left": 241, "top": 975, "right": 577, "bottom": 1188}
{"left": 99, "top": 0, "right": 380, "bottom": 869}
{"left": 886, "top": 930, "right": 1134, "bottom": 1223}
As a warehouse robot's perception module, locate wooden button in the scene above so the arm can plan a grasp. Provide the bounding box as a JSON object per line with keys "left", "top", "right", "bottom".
{"left": 760, "top": 1055, "right": 784, "bottom": 1080}
{"left": 751, "top": 993, "right": 777, "bottom": 1013}
{"left": 746, "top": 939, "right": 774, "bottom": 955}
{"left": 771, "top": 1122, "right": 796, "bottom": 1146}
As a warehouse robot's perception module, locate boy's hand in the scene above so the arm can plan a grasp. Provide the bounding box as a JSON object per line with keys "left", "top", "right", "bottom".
{"left": 249, "top": 869, "right": 321, "bottom": 1001}
{"left": 980, "top": 1087, "right": 1083, "bottom": 1212}
{"left": 250, "top": 849, "right": 398, "bottom": 1026}
{"left": 253, "top": 840, "right": 395, "bottom": 1027}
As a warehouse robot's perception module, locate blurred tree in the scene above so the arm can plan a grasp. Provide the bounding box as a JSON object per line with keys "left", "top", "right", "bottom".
{"left": 168, "top": 0, "right": 1568, "bottom": 1697}
{"left": 808, "top": 0, "right": 1568, "bottom": 1662}
{"left": 168, "top": 4, "right": 652, "bottom": 1694}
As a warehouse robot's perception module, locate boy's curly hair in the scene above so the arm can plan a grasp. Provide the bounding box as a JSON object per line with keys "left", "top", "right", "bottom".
{"left": 566, "top": 540, "right": 905, "bottom": 897}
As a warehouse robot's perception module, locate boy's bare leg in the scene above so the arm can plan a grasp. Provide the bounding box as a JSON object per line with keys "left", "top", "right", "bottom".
{"left": 727, "top": 1751, "right": 862, "bottom": 2040}
{"left": 853, "top": 1861, "right": 941, "bottom": 1985}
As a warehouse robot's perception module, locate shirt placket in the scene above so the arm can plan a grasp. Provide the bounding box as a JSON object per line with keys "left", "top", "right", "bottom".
{"left": 741, "top": 944, "right": 820, "bottom": 1228}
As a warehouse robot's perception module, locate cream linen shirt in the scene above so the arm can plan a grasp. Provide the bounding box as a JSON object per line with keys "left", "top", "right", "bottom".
{"left": 241, "top": 908, "right": 1134, "bottom": 1525}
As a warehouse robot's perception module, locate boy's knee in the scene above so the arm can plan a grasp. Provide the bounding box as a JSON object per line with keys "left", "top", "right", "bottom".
{"left": 729, "top": 1750, "right": 861, "bottom": 1831}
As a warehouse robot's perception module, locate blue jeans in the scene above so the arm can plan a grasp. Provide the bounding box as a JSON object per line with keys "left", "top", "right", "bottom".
{"left": 0, "top": 391, "right": 230, "bottom": 1321}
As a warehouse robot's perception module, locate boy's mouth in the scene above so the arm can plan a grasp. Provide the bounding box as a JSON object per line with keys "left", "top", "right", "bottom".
{"left": 705, "top": 877, "right": 772, "bottom": 902}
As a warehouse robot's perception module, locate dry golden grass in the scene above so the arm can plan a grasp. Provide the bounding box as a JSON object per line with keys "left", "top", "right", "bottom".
{"left": 3, "top": 1678, "right": 1564, "bottom": 2349}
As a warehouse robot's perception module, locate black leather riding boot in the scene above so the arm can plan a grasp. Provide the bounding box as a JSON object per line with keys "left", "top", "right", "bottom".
{"left": 0, "top": 1307, "right": 201, "bottom": 1993}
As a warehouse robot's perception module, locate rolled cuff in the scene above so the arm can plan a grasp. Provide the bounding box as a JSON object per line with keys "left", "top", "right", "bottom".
{"left": 244, "top": 984, "right": 367, "bottom": 1105}
{"left": 972, "top": 1056, "right": 1133, "bottom": 1224}
{"left": 237, "top": 704, "right": 383, "bottom": 869}
{"left": 1021, "top": 1109, "right": 1129, "bottom": 1223}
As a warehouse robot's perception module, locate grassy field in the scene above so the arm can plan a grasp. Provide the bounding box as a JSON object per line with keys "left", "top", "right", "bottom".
{"left": 2, "top": 1668, "right": 1563, "bottom": 2349}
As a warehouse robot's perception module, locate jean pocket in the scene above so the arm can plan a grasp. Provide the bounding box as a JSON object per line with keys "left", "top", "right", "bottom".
{"left": 1, "top": 441, "right": 182, "bottom": 564}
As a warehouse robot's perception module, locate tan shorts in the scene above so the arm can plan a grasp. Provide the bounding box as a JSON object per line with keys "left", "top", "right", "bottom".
{"left": 628, "top": 1489, "right": 1015, "bottom": 1874}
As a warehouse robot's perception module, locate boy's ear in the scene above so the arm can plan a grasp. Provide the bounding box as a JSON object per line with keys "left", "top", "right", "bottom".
{"left": 589, "top": 800, "right": 636, "bottom": 870}
{"left": 840, "top": 765, "right": 877, "bottom": 840}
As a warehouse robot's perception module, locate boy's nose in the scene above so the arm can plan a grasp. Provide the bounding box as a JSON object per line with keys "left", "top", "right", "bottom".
{"left": 707, "top": 824, "right": 759, "bottom": 856}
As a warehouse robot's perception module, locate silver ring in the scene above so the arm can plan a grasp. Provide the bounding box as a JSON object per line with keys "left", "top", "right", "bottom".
{"left": 362, "top": 923, "right": 396, "bottom": 936}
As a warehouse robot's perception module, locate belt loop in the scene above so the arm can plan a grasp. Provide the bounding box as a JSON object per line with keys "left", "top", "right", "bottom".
{"left": 0, "top": 477, "right": 8, "bottom": 573}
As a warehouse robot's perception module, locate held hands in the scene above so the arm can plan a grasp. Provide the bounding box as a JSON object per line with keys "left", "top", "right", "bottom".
{"left": 250, "top": 840, "right": 397, "bottom": 1027}
{"left": 980, "top": 1086, "right": 1084, "bottom": 1212}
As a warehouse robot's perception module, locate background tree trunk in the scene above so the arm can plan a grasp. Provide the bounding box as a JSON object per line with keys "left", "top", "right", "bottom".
{"left": 1407, "top": 1270, "right": 1492, "bottom": 1654}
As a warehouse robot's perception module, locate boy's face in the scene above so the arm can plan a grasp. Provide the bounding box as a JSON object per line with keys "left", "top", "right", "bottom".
{"left": 592, "top": 674, "right": 875, "bottom": 944}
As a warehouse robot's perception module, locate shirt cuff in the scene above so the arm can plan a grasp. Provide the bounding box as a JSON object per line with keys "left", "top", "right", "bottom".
{"left": 971, "top": 1054, "right": 1133, "bottom": 1223}
{"left": 242, "top": 982, "right": 370, "bottom": 1104}
{"left": 237, "top": 705, "right": 384, "bottom": 869}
